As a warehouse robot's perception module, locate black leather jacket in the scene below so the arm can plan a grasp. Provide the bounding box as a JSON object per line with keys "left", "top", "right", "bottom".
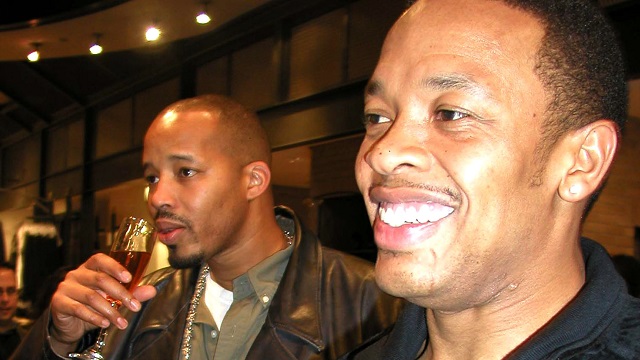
{"left": 14, "top": 206, "right": 404, "bottom": 359}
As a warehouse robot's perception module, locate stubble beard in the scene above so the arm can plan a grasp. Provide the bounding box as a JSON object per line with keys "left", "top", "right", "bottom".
{"left": 168, "top": 250, "right": 204, "bottom": 269}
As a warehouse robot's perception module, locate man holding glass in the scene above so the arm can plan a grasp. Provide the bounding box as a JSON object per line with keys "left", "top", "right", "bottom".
{"left": 14, "top": 94, "right": 403, "bottom": 359}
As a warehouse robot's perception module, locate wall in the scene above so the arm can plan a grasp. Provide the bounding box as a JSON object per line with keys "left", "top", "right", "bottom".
{"left": 582, "top": 78, "right": 640, "bottom": 255}
{"left": 0, "top": 207, "right": 32, "bottom": 261}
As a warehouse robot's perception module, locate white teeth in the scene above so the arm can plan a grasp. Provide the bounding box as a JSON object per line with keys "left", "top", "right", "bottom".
{"left": 378, "top": 203, "right": 454, "bottom": 227}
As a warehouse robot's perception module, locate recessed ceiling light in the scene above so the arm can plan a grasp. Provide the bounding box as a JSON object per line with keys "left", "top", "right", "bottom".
{"left": 145, "top": 25, "right": 161, "bottom": 42}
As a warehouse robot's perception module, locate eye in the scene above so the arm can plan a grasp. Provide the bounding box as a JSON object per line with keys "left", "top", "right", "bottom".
{"left": 145, "top": 174, "right": 159, "bottom": 185}
{"left": 435, "top": 109, "right": 468, "bottom": 121}
{"left": 179, "top": 168, "right": 197, "bottom": 178}
{"left": 363, "top": 113, "right": 392, "bottom": 125}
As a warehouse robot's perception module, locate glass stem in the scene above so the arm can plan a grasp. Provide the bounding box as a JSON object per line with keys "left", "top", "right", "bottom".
{"left": 93, "top": 301, "right": 119, "bottom": 354}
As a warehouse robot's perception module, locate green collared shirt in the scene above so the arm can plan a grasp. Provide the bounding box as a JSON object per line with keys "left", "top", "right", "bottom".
{"left": 186, "top": 243, "right": 293, "bottom": 360}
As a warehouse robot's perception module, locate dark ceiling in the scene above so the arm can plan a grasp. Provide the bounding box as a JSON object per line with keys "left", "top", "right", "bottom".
{"left": 0, "top": 31, "right": 191, "bottom": 147}
{"left": 0, "top": 0, "right": 274, "bottom": 147}
{"left": 0, "top": 0, "right": 639, "bottom": 149}
{"left": 0, "top": 0, "right": 126, "bottom": 30}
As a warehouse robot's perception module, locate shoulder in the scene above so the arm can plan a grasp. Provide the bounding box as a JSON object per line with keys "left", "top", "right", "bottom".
{"left": 338, "top": 326, "right": 392, "bottom": 360}
{"left": 321, "top": 246, "right": 376, "bottom": 274}
{"left": 614, "top": 296, "right": 640, "bottom": 349}
{"left": 139, "top": 266, "right": 177, "bottom": 285}
{"left": 138, "top": 266, "right": 197, "bottom": 292}
{"left": 15, "top": 318, "right": 33, "bottom": 338}
{"left": 319, "top": 246, "right": 405, "bottom": 306}
{"left": 320, "top": 247, "right": 381, "bottom": 287}
{"left": 590, "top": 295, "right": 640, "bottom": 359}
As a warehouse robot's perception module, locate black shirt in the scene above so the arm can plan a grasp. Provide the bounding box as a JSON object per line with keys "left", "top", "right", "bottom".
{"left": 343, "top": 238, "right": 640, "bottom": 360}
{"left": 0, "top": 326, "right": 22, "bottom": 360}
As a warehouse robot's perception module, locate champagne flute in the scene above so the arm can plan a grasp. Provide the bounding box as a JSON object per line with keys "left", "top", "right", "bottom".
{"left": 68, "top": 216, "right": 156, "bottom": 360}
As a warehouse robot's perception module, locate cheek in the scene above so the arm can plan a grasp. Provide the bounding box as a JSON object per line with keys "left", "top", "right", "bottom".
{"left": 449, "top": 145, "right": 520, "bottom": 195}
{"left": 354, "top": 149, "right": 378, "bottom": 221}
{"left": 355, "top": 144, "right": 372, "bottom": 191}
{"left": 188, "top": 187, "right": 220, "bottom": 215}
{"left": 146, "top": 200, "right": 156, "bottom": 218}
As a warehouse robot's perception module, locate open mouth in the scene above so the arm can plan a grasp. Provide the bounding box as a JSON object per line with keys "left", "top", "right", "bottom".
{"left": 378, "top": 202, "right": 454, "bottom": 227}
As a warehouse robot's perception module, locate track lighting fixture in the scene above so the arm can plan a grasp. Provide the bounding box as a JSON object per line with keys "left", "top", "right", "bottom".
{"left": 90, "top": 33, "right": 103, "bottom": 55}
{"left": 196, "top": 2, "right": 211, "bottom": 24}
{"left": 27, "top": 43, "right": 40, "bottom": 62}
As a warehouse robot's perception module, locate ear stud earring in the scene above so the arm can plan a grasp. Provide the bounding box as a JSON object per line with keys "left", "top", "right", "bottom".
{"left": 569, "top": 184, "right": 580, "bottom": 195}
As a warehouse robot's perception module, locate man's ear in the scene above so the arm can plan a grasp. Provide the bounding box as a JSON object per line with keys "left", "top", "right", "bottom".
{"left": 559, "top": 120, "right": 619, "bottom": 202}
{"left": 245, "top": 161, "right": 271, "bottom": 200}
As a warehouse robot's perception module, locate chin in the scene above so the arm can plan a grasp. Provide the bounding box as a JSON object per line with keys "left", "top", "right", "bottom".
{"left": 375, "top": 263, "right": 410, "bottom": 297}
{"left": 168, "top": 252, "right": 203, "bottom": 269}
{"left": 375, "top": 255, "right": 436, "bottom": 299}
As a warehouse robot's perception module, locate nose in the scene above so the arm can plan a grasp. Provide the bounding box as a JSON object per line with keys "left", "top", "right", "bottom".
{"left": 147, "top": 177, "right": 175, "bottom": 212}
{"left": 364, "top": 117, "right": 431, "bottom": 176}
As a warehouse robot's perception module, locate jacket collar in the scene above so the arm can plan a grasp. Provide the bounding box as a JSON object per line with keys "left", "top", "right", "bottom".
{"left": 267, "top": 205, "right": 326, "bottom": 351}
{"left": 124, "top": 206, "right": 326, "bottom": 352}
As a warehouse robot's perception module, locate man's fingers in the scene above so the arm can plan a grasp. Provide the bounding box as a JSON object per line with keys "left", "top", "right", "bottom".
{"left": 131, "top": 284, "right": 157, "bottom": 304}
{"left": 83, "top": 253, "right": 132, "bottom": 284}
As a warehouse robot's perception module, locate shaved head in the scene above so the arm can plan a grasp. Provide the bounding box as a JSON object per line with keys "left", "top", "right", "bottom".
{"left": 157, "top": 94, "right": 272, "bottom": 167}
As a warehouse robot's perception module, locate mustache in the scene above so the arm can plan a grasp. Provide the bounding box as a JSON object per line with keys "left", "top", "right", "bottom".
{"left": 155, "top": 209, "right": 193, "bottom": 230}
{"left": 372, "top": 178, "right": 462, "bottom": 203}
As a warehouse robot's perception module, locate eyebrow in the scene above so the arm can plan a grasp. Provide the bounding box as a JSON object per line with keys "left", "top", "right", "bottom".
{"left": 365, "top": 80, "right": 383, "bottom": 97}
{"left": 421, "top": 74, "right": 489, "bottom": 97}
{"left": 365, "top": 74, "right": 493, "bottom": 100}
{"left": 142, "top": 154, "right": 196, "bottom": 171}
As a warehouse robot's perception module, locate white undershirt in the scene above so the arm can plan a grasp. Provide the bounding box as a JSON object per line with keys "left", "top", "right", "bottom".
{"left": 203, "top": 275, "right": 234, "bottom": 328}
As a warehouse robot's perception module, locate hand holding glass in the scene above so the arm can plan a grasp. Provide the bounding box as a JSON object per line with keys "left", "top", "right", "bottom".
{"left": 68, "top": 216, "right": 156, "bottom": 360}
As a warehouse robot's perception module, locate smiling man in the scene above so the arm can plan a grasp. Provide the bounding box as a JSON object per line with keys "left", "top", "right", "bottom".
{"left": 346, "top": 0, "right": 640, "bottom": 359}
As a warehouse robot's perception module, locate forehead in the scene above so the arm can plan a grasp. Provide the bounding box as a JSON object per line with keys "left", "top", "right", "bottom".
{"left": 372, "top": 0, "right": 544, "bottom": 98}
{"left": 0, "top": 269, "right": 16, "bottom": 286}
{"left": 145, "top": 109, "right": 224, "bottom": 153}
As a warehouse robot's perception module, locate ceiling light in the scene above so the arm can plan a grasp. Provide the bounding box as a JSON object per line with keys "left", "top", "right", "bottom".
{"left": 145, "top": 24, "right": 161, "bottom": 42}
{"left": 89, "top": 33, "right": 103, "bottom": 55}
{"left": 27, "top": 43, "right": 40, "bottom": 62}
{"left": 196, "top": 3, "right": 211, "bottom": 24}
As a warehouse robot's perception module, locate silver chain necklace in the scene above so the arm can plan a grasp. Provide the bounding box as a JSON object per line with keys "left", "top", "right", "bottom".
{"left": 180, "top": 230, "right": 293, "bottom": 360}
{"left": 181, "top": 264, "right": 209, "bottom": 360}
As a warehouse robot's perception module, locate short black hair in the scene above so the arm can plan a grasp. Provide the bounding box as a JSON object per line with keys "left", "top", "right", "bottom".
{"left": 497, "top": 0, "right": 626, "bottom": 210}
{"left": 500, "top": 0, "right": 627, "bottom": 149}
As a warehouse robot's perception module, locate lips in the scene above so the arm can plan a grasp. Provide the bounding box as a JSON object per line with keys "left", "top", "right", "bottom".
{"left": 154, "top": 219, "right": 186, "bottom": 246}
{"left": 0, "top": 307, "right": 13, "bottom": 316}
{"left": 369, "top": 186, "right": 458, "bottom": 251}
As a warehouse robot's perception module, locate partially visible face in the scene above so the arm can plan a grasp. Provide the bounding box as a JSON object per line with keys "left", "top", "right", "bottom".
{"left": 143, "top": 109, "right": 250, "bottom": 268}
{"left": 355, "top": 0, "right": 558, "bottom": 310}
{"left": 0, "top": 268, "right": 18, "bottom": 324}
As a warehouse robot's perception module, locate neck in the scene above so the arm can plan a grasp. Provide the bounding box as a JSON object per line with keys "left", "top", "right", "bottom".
{"left": 0, "top": 318, "right": 15, "bottom": 333}
{"left": 207, "top": 208, "right": 287, "bottom": 290}
{"left": 423, "top": 242, "right": 585, "bottom": 359}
